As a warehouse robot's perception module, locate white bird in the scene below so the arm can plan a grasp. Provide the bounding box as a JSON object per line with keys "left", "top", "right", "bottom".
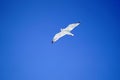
{"left": 52, "top": 22, "right": 80, "bottom": 43}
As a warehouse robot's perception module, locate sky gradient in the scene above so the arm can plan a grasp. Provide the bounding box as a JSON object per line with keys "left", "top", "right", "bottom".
{"left": 0, "top": 0, "right": 120, "bottom": 80}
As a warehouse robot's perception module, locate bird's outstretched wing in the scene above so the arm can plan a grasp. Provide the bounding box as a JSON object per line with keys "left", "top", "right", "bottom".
{"left": 52, "top": 32, "right": 66, "bottom": 43}
{"left": 64, "top": 22, "right": 80, "bottom": 31}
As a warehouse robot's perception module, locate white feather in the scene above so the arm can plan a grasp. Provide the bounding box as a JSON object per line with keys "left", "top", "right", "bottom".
{"left": 52, "top": 22, "right": 80, "bottom": 43}
{"left": 64, "top": 22, "right": 80, "bottom": 31}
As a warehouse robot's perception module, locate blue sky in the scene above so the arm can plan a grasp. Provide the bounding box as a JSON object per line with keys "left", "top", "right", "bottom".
{"left": 0, "top": 0, "right": 120, "bottom": 80}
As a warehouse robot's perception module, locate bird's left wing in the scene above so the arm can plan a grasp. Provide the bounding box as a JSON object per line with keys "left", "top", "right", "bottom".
{"left": 64, "top": 22, "right": 80, "bottom": 31}
{"left": 52, "top": 31, "right": 66, "bottom": 43}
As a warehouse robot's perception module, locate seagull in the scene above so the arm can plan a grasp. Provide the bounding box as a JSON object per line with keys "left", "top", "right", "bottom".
{"left": 52, "top": 22, "right": 80, "bottom": 43}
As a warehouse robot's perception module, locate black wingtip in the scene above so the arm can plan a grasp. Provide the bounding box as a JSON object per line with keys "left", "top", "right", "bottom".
{"left": 51, "top": 41, "right": 54, "bottom": 44}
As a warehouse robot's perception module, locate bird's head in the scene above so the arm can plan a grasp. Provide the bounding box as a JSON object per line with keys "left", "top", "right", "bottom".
{"left": 60, "top": 28, "right": 63, "bottom": 31}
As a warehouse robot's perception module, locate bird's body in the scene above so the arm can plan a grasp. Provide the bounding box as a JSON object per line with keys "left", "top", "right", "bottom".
{"left": 52, "top": 22, "right": 80, "bottom": 43}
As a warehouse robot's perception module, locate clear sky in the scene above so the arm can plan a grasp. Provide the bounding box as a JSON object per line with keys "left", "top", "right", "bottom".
{"left": 1, "top": 0, "right": 120, "bottom": 80}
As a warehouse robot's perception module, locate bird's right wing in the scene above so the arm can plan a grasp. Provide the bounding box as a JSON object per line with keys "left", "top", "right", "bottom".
{"left": 52, "top": 31, "right": 66, "bottom": 43}
{"left": 64, "top": 22, "right": 80, "bottom": 31}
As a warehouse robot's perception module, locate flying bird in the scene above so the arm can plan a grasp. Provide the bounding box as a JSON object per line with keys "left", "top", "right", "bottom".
{"left": 52, "top": 22, "right": 80, "bottom": 43}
